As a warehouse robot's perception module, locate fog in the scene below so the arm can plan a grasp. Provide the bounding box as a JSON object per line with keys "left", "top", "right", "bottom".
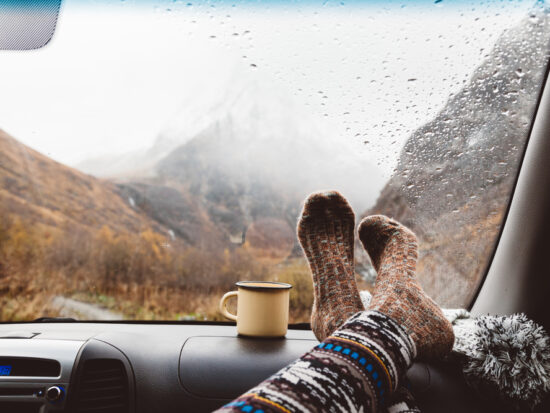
{"left": 0, "top": 0, "right": 533, "bottom": 205}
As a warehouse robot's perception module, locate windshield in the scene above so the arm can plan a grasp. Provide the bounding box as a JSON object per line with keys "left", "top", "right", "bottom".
{"left": 1, "top": 0, "right": 549, "bottom": 322}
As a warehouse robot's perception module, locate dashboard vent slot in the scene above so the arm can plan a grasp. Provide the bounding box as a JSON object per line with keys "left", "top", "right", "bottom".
{"left": 74, "top": 358, "right": 129, "bottom": 413}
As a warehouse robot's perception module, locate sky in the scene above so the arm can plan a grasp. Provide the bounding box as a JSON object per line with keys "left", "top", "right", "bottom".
{"left": 0, "top": 0, "right": 536, "bottom": 177}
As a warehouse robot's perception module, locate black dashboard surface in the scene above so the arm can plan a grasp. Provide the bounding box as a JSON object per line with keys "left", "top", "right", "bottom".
{"left": 0, "top": 322, "right": 535, "bottom": 412}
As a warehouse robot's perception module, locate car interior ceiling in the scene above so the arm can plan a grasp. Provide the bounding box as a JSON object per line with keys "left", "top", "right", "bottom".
{"left": 2, "top": 6, "right": 550, "bottom": 413}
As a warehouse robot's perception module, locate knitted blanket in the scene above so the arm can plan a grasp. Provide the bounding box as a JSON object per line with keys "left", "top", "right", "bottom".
{"left": 361, "top": 291, "right": 550, "bottom": 411}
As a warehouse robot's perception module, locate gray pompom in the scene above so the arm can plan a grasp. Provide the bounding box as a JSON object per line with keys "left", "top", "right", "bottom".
{"left": 463, "top": 314, "right": 550, "bottom": 410}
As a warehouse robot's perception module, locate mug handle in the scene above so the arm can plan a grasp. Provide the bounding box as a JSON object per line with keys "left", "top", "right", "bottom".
{"left": 219, "top": 291, "right": 238, "bottom": 321}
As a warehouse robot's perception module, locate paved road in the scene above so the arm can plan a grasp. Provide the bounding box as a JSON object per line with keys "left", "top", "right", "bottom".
{"left": 51, "top": 296, "right": 123, "bottom": 320}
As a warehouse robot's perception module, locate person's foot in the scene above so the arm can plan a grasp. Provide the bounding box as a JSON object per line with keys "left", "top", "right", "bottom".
{"left": 297, "top": 191, "right": 363, "bottom": 341}
{"left": 358, "top": 215, "right": 454, "bottom": 359}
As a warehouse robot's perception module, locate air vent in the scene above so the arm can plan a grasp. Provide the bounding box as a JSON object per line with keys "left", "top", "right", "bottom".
{"left": 74, "top": 359, "right": 129, "bottom": 413}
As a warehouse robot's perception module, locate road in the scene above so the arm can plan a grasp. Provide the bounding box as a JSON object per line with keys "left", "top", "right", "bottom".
{"left": 51, "top": 296, "right": 123, "bottom": 320}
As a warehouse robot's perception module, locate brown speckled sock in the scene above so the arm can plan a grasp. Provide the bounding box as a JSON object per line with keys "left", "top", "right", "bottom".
{"left": 358, "top": 215, "right": 454, "bottom": 359}
{"left": 297, "top": 191, "right": 364, "bottom": 342}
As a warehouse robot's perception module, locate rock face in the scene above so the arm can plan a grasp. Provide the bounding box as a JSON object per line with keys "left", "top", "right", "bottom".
{"left": 367, "top": 7, "right": 550, "bottom": 306}
{"left": 116, "top": 182, "right": 219, "bottom": 247}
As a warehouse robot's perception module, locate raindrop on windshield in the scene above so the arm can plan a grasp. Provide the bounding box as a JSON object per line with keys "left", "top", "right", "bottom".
{"left": 515, "top": 68, "right": 525, "bottom": 78}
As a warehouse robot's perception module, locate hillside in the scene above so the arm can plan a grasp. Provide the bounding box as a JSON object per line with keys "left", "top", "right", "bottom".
{"left": 0, "top": 129, "right": 162, "bottom": 235}
{"left": 0, "top": 129, "right": 314, "bottom": 321}
{"left": 367, "top": 7, "right": 550, "bottom": 306}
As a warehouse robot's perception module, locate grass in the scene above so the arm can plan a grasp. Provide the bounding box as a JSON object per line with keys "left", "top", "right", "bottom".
{"left": 67, "top": 258, "right": 316, "bottom": 323}
{"left": 0, "top": 208, "right": 320, "bottom": 322}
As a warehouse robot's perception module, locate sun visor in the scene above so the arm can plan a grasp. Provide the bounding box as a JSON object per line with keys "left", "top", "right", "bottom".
{"left": 0, "top": 0, "right": 62, "bottom": 50}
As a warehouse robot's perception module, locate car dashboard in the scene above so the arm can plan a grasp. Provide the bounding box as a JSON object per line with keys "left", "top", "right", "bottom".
{"left": 0, "top": 322, "right": 316, "bottom": 412}
{"left": 0, "top": 321, "right": 530, "bottom": 413}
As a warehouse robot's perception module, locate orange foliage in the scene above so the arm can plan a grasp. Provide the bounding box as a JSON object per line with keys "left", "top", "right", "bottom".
{"left": 0, "top": 208, "right": 312, "bottom": 322}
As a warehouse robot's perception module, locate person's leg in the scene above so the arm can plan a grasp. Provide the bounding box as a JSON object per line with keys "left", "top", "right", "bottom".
{"left": 297, "top": 191, "right": 363, "bottom": 342}
{"left": 297, "top": 193, "right": 452, "bottom": 359}
{"left": 216, "top": 205, "right": 453, "bottom": 413}
{"left": 216, "top": 310, "right": 415, "bottom": 413}
{"left": 358, "top": 215, "right": 454, "bottom": 359}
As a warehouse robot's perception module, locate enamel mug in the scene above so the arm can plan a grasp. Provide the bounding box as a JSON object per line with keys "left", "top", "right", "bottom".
{"left": 219, "top": 281, "right": 292, "bottom": 337}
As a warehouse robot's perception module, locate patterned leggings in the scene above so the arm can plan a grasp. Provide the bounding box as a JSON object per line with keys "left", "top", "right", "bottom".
{"left": 215, "top": 311, "right": 419, "bottom": 413}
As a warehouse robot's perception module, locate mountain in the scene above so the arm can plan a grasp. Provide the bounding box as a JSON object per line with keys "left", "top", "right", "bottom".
{"left": 73, "top": 6, "right": 550, "bottom": 303}
{"left": 79, "top": 70, "right": 384, "bottom": 198}
{"left": 115, "top": 181, "right": 227, "bottom": 251}
{"left": 96, "top": 76, "right": 385, "bottom": 256}
{"left": 76, "top": 134, "right": 179, "bottom": 180}
{"left": 367, "top": 6, "right": 550, "bottom": 306}
{"left": 0, "top": 129, "right": 286, "bottom": 321}
{"left": 0, "top": 129, "right": 162, "bottom": 236}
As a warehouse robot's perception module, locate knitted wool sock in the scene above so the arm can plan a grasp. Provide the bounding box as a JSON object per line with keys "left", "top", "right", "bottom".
{"left": 216, "top": 310, "right": 416, "bottom": 413}
{"left": 297, "top": 191, "right": 364, "bottom": 341}
{"left": 358, "top": 215, "right": 454, "bottom": 359}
